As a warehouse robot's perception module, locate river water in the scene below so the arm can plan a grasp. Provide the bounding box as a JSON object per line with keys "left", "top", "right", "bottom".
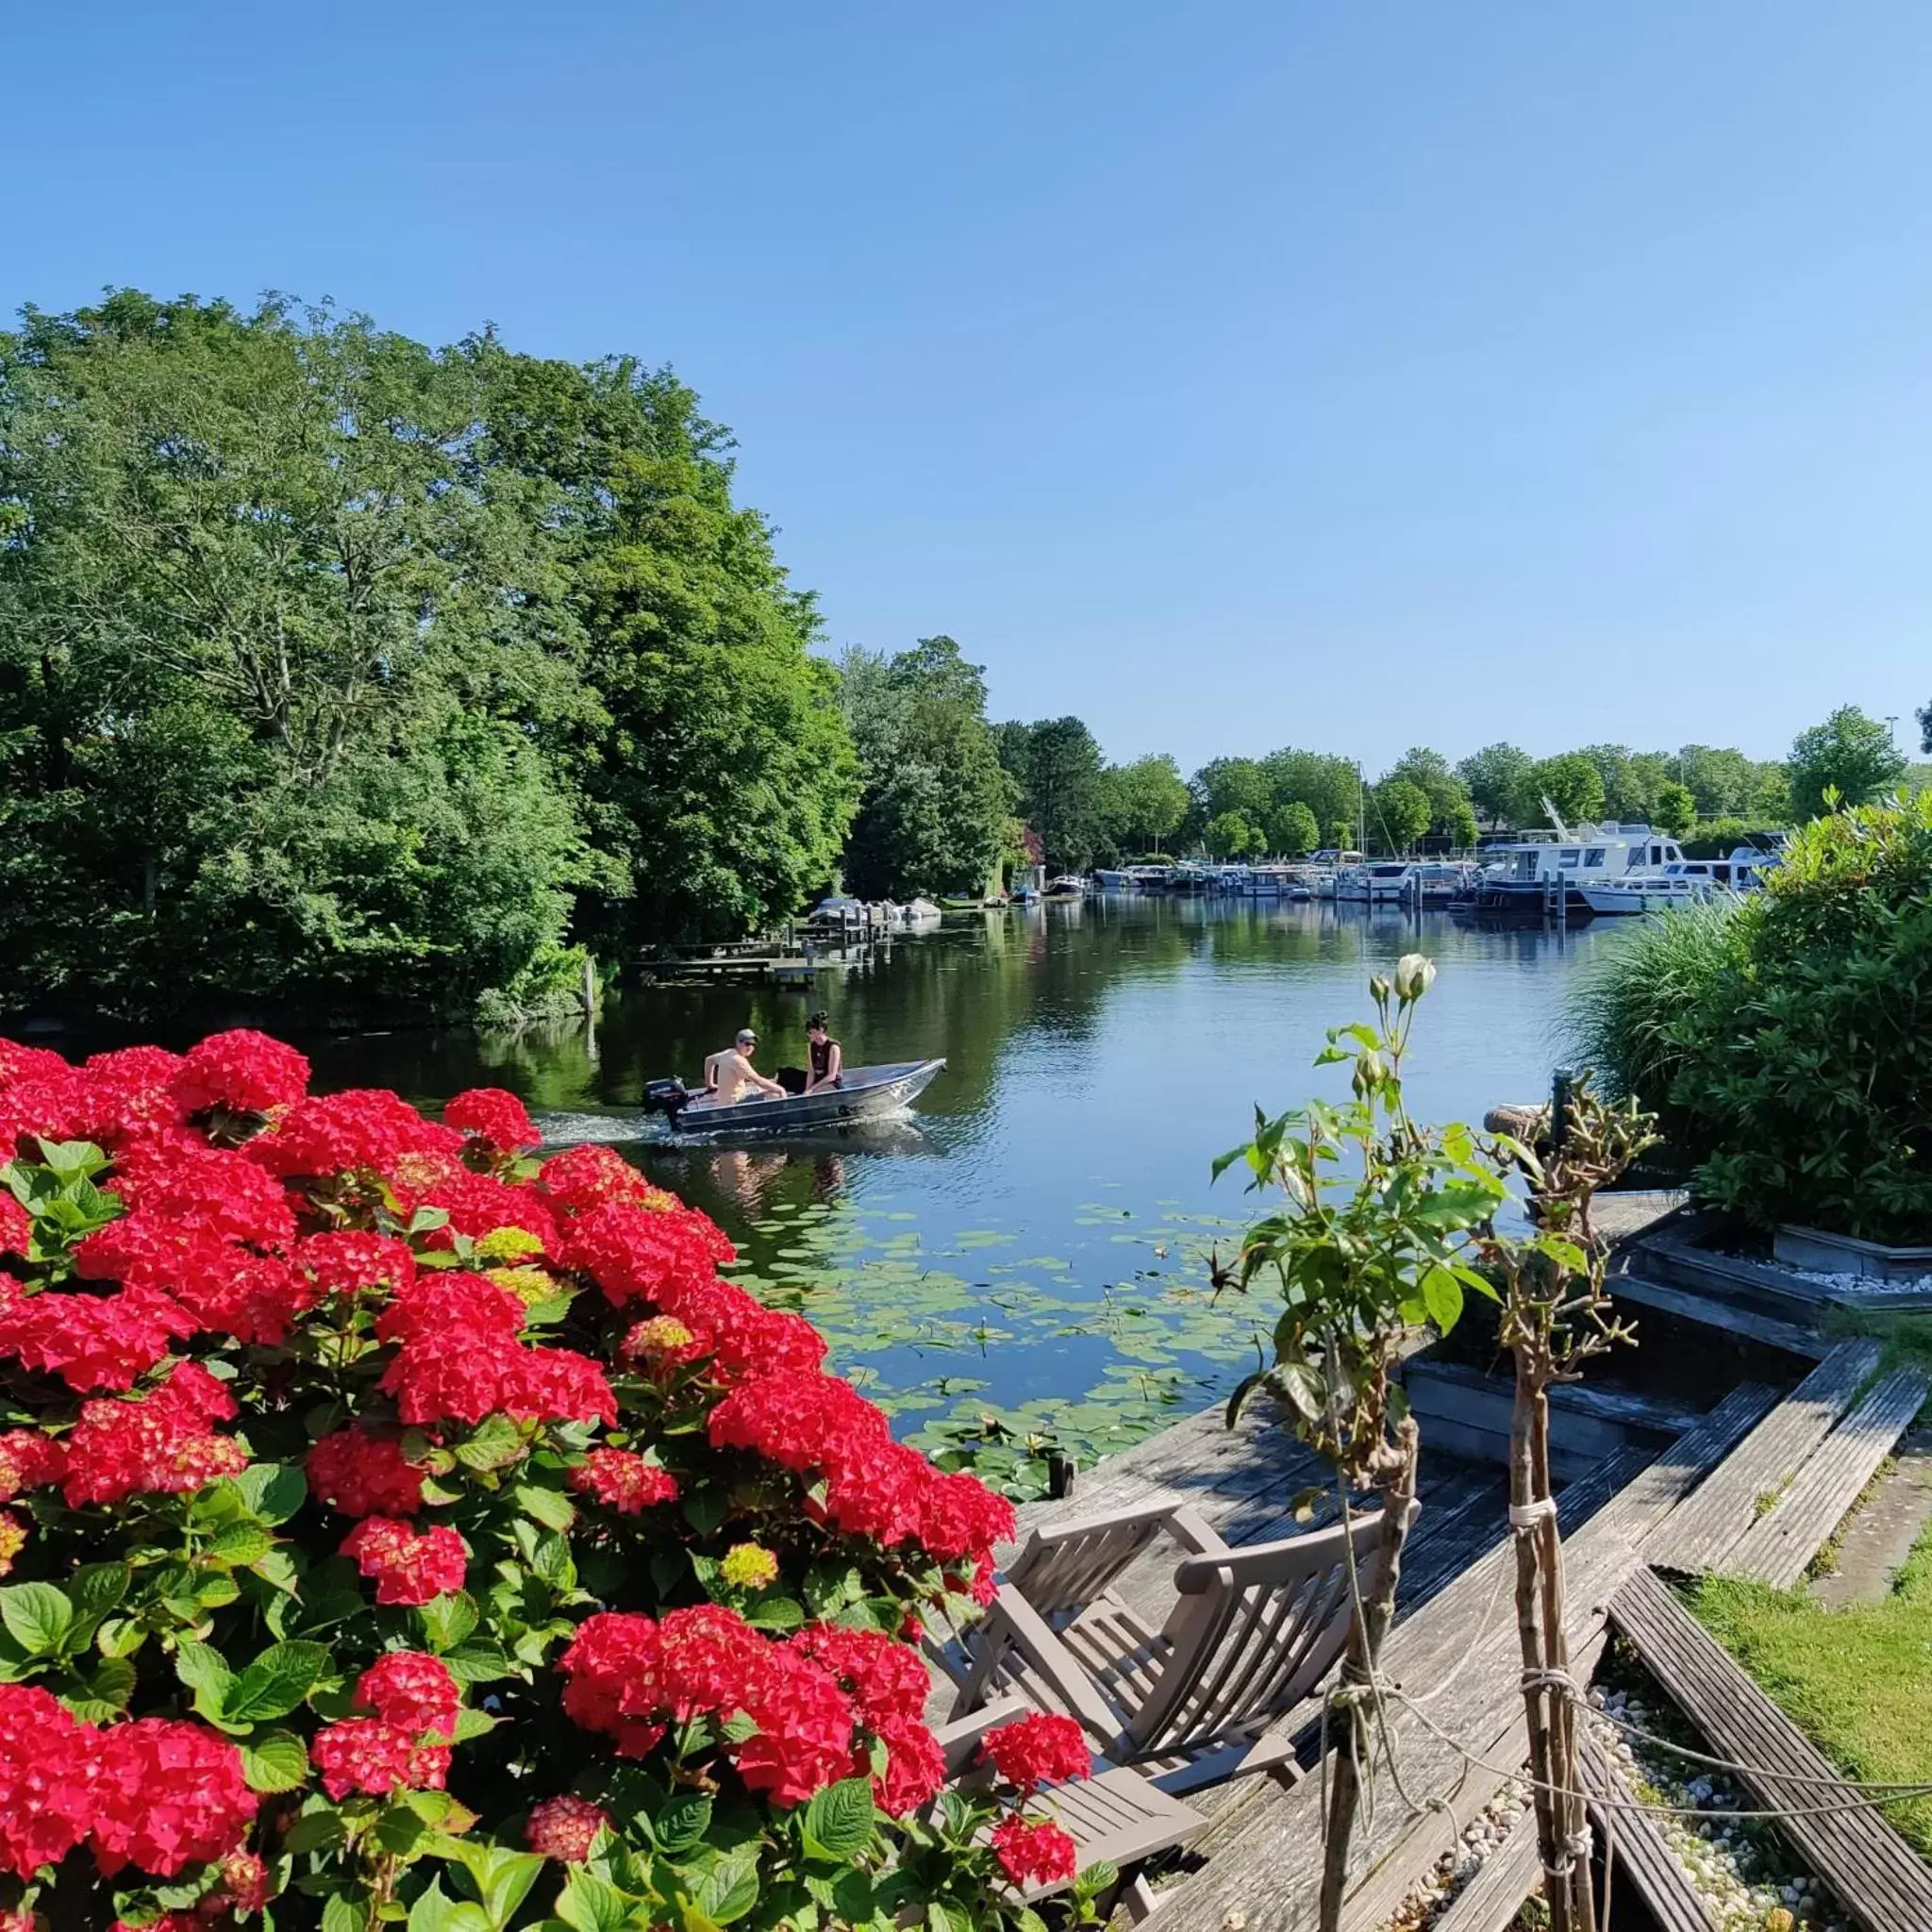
{"left": 290, "top": 897, "right": 1622, "bottom": 1474}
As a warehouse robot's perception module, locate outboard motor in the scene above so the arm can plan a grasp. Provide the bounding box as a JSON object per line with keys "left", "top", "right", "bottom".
{"left": 641, "top": 1078, "right": 693, "bottom": 1122}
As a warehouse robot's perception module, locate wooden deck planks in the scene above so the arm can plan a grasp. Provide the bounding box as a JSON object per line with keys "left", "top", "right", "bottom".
{"left": 1159, "top": 1390, "right": 1781, "bottom": 1932}
{"left": 1578, "top": 1729, "right": 1716, "bottom": 1932}
{"left": 1719, "top": 1367, "right": 1930, "bottom": 1589}
{"left": 1609, "top": 1566, "right": 1932, "bottom": 1932}
{"left": 1646, "top": 1342, "right": 1881, "bottom": 1575}
{"left": 1424, "top": 1815, "right": 1540, "bottom": 1932}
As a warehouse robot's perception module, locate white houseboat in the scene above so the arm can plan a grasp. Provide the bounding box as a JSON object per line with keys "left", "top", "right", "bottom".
{"left": 1468, "top": 822, "right": 1687, "bottom": 918}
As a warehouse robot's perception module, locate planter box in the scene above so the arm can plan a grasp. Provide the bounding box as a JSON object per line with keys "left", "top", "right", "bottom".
{"left": 1774, "top": 1224, "right": 1932, "bottom": 1284}
{"left": 1400, "top": 1358, "right": 1698, "bottom": 1481}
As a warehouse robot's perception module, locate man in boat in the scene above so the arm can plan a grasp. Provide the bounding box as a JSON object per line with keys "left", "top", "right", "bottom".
{"left": 803, "top": 1012, "right": 843, "bottom": 1093}
{"left": 700, "top": 1028, "right": 787, "bottom": 1107}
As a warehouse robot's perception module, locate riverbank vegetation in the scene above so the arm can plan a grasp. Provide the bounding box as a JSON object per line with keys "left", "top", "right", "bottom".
{"left": 1569, "top": 791, "right": 1932, "bottom": 1243}
{"left": 3, "top": 287, "right": 1919, "bottom": 1024}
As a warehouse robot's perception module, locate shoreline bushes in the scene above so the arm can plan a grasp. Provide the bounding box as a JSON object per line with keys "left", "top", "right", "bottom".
{"left": 0, "top": 1030, "right": 1109, "bottom": 1928}
{"left": 1569, "top": 792, "right": 1932, "bottom": 1243}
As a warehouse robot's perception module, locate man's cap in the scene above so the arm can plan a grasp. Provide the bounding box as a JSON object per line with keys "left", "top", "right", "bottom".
{"left": 736, "top": 1028, "right": 757, "bottom": 1044}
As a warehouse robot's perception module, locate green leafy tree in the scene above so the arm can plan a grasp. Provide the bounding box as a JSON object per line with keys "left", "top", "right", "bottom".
{"left": 0, "top": 292, "right": 590, "bottom": 1020}
{"left": 1096, "top": 754, "right": 1189, "bottom": 855}
{"left": 1267, "top": 799, "right": 1320, "bottom": 857}
{"left": 1259, "top": 749, "right": 1361, "bottom": 843}
{"left": 1370, "top": 777, "right": 1431, "bottom": 854}
{"left": 1653, "top": 778, "right": 1696, "bottom": 836}
{"left": 1787, "top": 705, "right": 1907, "bottom": 820}
{"left": 995, "top": 717, "right": 1105, "bottom": 872}
{"left": 1511, "top": 754, "right": 1606, "bottom": 830}
{"left": 1457, "top": 742, "right": 1534, "bottom": 828}
{"left": 1206, "top": 808, "right": 1263, "bottom": 858}
{"left": 838, "top": 637, "right": 1009, "bottom": 899}
{"left": 478, "top": 347, "right": 858, "bottom": 946}
{"left": 1387, "top": 747, "right": 1480, "bottom": 846}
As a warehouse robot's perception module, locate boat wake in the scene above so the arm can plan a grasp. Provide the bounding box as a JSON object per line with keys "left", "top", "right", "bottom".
{"left": 531, "top": 1109, "right": 671, "bottom": 1147}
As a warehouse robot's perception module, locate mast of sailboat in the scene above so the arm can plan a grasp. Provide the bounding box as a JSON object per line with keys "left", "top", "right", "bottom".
{"left": 1357, "top": 760, "right": 1366, "bottom": 856}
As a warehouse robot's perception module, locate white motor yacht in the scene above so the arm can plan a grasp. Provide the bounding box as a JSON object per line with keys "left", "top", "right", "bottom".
{"left": 1469, "top": 820, "right": 1686, "bottom": 918}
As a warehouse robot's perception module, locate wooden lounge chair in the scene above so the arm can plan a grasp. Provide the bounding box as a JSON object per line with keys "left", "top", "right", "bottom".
{"left": 931, "top": 1695, "right": 1208, "bottom": 1923}
{"left": 949, "top": 1501, "right": 1411, "bottom": 1795}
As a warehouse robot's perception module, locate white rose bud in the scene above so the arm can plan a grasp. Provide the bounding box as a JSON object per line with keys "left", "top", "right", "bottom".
{"left": 1394, "top": 954, "right": 1436, "bottom": 1003}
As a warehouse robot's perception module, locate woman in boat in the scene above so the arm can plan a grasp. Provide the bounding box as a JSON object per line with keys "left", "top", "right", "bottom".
{"left": 803, "top": 1012, "right": 843, "bottom": 1093}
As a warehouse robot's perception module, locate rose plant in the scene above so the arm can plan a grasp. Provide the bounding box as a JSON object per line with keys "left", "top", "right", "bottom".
{"left": 0, "top": 1033, "right": 1116, "bottom": 1931}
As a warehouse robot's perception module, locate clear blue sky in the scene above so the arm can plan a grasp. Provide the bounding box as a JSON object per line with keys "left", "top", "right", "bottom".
{"left": 7, "top": 3, "right": 1929, "bottom": 773}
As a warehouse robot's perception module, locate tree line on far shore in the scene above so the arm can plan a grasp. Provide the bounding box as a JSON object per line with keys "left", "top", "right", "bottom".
{"left": 0, "top": 291, "right": 1916, "bottom": 1024}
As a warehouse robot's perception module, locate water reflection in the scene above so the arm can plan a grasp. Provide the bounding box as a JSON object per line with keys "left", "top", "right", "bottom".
{"left": 279, "top": 897, "right": 1620, "bottom": 1465}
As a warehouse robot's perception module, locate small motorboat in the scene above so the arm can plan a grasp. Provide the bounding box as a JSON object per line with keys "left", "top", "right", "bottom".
{"left": 641, "top": 1059, "right": 947, "bottom": 1138}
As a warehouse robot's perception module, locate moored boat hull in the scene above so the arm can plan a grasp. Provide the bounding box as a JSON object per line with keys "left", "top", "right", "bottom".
{"left": 670, "top": 1059, "right": 946, "bottom": 1137}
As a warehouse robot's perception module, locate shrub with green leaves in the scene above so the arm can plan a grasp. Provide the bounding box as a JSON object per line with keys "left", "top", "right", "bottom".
{"left": 0, "top": 1029, "right": 1116, "bottom": 1932}
{"left": 1663, "top": 791, "right": 1932, "bottom": 1241}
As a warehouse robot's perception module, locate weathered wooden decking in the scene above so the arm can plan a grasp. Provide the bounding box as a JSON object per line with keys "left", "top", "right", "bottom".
{"left": 1005, "top": 1379, "right": 1776, "bottom": 1928}
{"left": 1611, "top": 1567, "right": 1932, "bottom": 1932}
{"left": 991, "top": 1180, "right": 1932, "bottom": 1929}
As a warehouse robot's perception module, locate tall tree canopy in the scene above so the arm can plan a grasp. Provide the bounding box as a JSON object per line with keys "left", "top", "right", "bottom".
{"left": 1787, "top": 705, "right": 1907, "bottom": 820}
{"left": 0, "top": 291, "right": 856, "bottom": 1021}
{"left": 1096, "top": 754, "right": 1189, "bottom": 856}
{"left": 1457, "top": 742, "right": 1534, "bottom": 829}
{"left": 837, "top": 636, "right": 1008, "bottom": 899}
{"left": 996, "top": 716, "right": 1104, "bottom": 872}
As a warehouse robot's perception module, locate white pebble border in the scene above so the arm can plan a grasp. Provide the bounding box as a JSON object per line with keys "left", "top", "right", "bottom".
{"left": 1783, "top": 1262, "right": 1932, "bottom": 1301}
{"left": 1587, "top": 1684, "right": 1845, "bottom": 1932}
{"left": 1378, "top": 1778, "right": 1535, "bottom": 1931}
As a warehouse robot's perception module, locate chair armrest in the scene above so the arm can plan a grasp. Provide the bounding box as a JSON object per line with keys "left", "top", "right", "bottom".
{"left": 930, "top": 1694, "right": 1034, "bottom": 1779}
{"left": 948, "top": 1585, "right": 1124, "bottom": 1751}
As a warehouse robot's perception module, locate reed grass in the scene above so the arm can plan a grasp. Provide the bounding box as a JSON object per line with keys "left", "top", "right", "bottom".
{"left": 1563, "top": 897, "right": 1747, "bottom": 1124}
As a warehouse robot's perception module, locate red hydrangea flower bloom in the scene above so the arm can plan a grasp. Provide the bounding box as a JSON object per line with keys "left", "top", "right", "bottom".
{"left": 570, "top": 1447, "right": 678, "bottom": 1514}
{"left": 88, "top": 1718, "right": 258, "bottom": 1876}
{"left": 873, "top": 1718, "right": 948, "bottom": 1816}
{"left": 0, "top": 1683, "right": 97, "bottom": 1880}
{"left": 648, "top": 1277, "right": 826, "bottom": 1382}
{"left": 171, "top": 1029, "right": 310, "bottom": 1116}
{"left": 707, "top": 1369, "right": 891, "bottom": 1475}
{"left": 444, "top": 1088, "right": 539, "bottom": 1153}
{"left": 914, "top": 1468, "right": 1018, "bottom": 1562}
{"left": 557, "top": 1611, "right": 668, "bottom": 1758}
{"left": 292, "top": 1230, "right": 417, "bottom": 1301}
{"left": 375, "top": 1271, "right": 525, "bottom": 1346}
{"left": 354, "top": 1652, "right": 460, "bottom": 1740}
{"left": 0, "top": 1284, "right": 193, "bottom": 1392}
{"left": 215, "top": 1850, "right": 273, "bottom": 1912}
{"left": 732, "top": 1645, "right": 859, "bottom": 1808}
{"left": 400, "top": 1168, "right": 558, "bottom": 1254}
{"left": 0, "top": 1428, "right": 65, "bottom": 1502}
{"left": 0, "top": 1040, "right": 70, "bottom": 1091}
{"left": 0, "top": 1193, "right": 29, "bottom": 1258}
{"left": 504, "top": 1346, "right": 617, "bottom": 1427}
{"left": 981, "top": 1713, "right": 1091, "bottom": 1792}
{"left": 160, "top": 1245, "right": 315, "bottom": 1346}
{"left": 535, "top": 1143, "right": 663, "bottom": 1217}
{"left": 61, "top": 1362, "right": 244, "bottom": 1507}
{"left": 990, "top": 1815, "right": 1079, "bottom": 1890}
{"left": 246, "top": 1090, "right": 463, "bottom": 1179}
{"left": 107, "top": 1143, "right": 297, "bottom": 1247}
{"left": 341, "top": 1518, "right": 469, "bottom": 1607}
{"left": 306, "top": 1428, "right": 427, "bottom": 1518}
{"left": 791, "top": 1624, "right": 930, "bottom": 1732}
{"left": 526, "top": 1794, "right": 610, "bottom": 1862}
{"left": 558, "top": 1200, "right": 735, "bottom": 1306}
{"left": 311, "top": 1718, "right": 420, "bottom": 1800}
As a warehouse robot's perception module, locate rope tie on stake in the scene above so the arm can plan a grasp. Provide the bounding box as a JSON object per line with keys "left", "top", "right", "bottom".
{"left": 1507, "top": 1496, "right": 1557, "bottom": 1531}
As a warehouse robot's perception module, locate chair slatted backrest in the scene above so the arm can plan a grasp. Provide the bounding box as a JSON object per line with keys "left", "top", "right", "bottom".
{"left": 1125, "top": 1506, "right": 1401, "bottom": 1762}
{"left": 1003, "top": 1512, "right": 1175, "bottom": 1623}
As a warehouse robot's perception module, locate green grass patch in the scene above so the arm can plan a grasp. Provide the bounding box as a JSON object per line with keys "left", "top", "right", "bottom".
{"left": 1688, "top": 1524, "right": 1932, "bottom": 1854}
{"left": 1822, "top": 1305, "right": 1932, "bottom": 1380}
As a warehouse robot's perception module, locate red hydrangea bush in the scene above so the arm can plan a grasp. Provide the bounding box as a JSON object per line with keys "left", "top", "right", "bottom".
{"left": 0, "top": 1036, "right": 1112, "bottom": 1930}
